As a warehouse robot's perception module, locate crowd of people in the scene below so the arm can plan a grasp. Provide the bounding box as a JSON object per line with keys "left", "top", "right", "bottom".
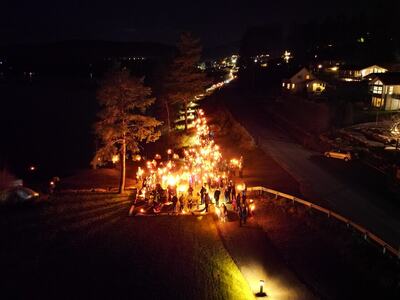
{"left": 132, "top": 174, "right": 253, "bottom": 226}
{"left": 129, "top": 109, "right": 252, "bottom": 226}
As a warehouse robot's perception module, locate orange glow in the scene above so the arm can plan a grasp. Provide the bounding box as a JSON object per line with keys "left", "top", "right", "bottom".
{"left": 236, "top": 183, "right": 245, "bottom": 192}
{"left": 112, "top": 154, "right": 119, "bottom": 164}
{"left": 136, "top": 108, "right": 244, "bottom": 216}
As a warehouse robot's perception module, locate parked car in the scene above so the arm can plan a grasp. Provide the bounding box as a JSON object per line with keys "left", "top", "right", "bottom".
{"left": 324, "top": 150, "right": 352, "bottom": 162}
{"left": 0, "top": 186, "right": 40, "bottom": 204}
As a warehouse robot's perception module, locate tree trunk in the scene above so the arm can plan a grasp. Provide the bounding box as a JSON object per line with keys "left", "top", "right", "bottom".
{"left": 164, "top": 100, "right": 171, "bottom": 133}
{"left": 119, "top": 137, "right": 126, "bottom": 194}
{"left": 184, "top": 101, "right": 188, "bottom": 132}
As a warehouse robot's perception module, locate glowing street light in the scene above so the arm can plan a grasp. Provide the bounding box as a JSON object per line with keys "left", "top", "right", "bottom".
{"left": 256, "top": 280, "right": 267, "bottom": 297}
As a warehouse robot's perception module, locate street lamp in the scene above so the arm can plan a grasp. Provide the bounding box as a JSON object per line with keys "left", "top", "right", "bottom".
{"left": 256, "top": 279, "right": 267, "bottom": 297}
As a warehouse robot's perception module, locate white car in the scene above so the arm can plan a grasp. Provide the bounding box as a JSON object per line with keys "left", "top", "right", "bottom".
{"left": 0, "top": 186, "right": 40, "bottom": 204}
{"left": 324, "top": 150, "right": 352, "bottom": 162}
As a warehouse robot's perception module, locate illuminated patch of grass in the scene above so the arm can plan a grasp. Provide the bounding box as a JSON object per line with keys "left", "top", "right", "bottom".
{"left": 119, "top": 214, "right": 254, "bottom": 299}
{"left": 170, "top": 215, "right": 254, "bottom": 299}
{"left": 0, "top": 195, "right": 253, "bottom": 299}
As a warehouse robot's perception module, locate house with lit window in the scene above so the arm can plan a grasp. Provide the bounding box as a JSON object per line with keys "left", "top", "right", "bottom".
{"left": 306, "top": 79, "right": 327, "bottom": 94}
{"left": 339, "top": 64, "right": 388, "bottom": 81}
{"left": 370, "top": 73, "right": 400, "bottom": 111}
{"left": 282, "top": 67, "right": 327, "bottom": 95}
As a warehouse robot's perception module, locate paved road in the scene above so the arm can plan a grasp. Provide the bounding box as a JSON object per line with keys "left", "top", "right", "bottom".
{"left": 226, "top": 93, "right": 400, "bottom": 249}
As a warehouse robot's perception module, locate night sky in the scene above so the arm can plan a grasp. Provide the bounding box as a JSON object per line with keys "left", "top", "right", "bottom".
{"left": 1, "top": 0, "right": 396, "bottom": 47}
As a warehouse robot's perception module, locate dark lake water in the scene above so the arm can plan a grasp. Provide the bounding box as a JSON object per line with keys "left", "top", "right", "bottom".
{"left": 0, "top": 78, "right": 98, "bottom": 182}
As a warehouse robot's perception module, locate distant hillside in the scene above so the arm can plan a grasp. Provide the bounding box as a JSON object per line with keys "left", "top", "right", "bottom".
{"left": 202, "top": 41, "right": 240, "bottom": 60}
{"left": 0, "top": 40, "right": 176, "bottom": 63}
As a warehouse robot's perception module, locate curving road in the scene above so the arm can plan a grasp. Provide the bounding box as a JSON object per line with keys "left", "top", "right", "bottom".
{"left": 225, "top": 90, "right": 400, "bottom": 250}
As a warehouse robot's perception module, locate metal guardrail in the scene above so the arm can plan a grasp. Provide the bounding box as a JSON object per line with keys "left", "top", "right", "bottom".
{"left": 248, "top": 186, "right": 400, "bottom": 259}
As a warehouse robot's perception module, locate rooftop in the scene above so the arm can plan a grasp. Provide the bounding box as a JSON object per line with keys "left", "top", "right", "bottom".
{"left": 371, "top": 72, "right": 400, "bottom": 85}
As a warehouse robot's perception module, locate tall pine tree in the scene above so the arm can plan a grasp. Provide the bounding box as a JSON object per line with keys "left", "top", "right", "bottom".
{"left": 92, "top": 70, "right": 161, "bottom": 193}
{"left": 165, "top": 32, "right": 210, "bottom": 131}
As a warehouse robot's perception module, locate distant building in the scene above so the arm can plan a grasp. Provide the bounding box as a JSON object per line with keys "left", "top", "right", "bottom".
{"left": 306, "top": 79, "right": 327, "bottom": 94}
{"left": 282, "top": 67, "right": 326, "bottom": 95}
{"left": 339, "top": 64, "right": 387, "bottom": 81}
{"left": 369, "top": 72, "right": 400, "bottom": 110}
{"left": 310, "top": 60, "right": 343, "bottom": 74}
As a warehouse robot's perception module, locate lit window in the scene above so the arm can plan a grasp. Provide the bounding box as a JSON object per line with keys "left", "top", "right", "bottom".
{"left": 389, "top": 86, "right": 394, "bottom": 95}
{"left": 372, "top": 97, "right": 383, "bottom": 107}
{"left": 282, "top": 82, "right": 285, "bottom": 87}
{"left": 292, "top": 83, "right": 295, "bottom": 89}
{"left": 306, "top": 75, "right": 310, "bottom": 80}
{"left": 372, "top": 85, "right": 383, "bottom": 94}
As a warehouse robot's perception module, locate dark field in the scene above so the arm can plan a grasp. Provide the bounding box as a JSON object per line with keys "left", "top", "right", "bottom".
{"left": 0, "top": 194, "right": 253, "bottom": 299}
{"left": 253, "top": 196, "right": 400, "bottom": 300}
{"left": 0, "top": 79, "right": 97, "bottom": 180}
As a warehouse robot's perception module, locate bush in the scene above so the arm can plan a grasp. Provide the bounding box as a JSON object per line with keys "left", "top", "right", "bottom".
{"left": 211, "top": 107, "right": 255, "bottom": 151}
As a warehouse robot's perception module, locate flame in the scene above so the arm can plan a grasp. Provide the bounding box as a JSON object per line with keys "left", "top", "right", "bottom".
{"left": 135, "top": 108, "right": 244, "bottom": 214}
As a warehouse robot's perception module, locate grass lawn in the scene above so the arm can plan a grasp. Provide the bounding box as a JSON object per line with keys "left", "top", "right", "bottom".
{"left": 253, "top": 196, "right": 400, "bottom": 299}
{"left": 0, "top": 194, "right": 253, "bottom": 299}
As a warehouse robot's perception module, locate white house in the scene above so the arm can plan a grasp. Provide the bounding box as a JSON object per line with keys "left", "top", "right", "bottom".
{"left": 370, "top": 73, "right": 400, "bottom": 110}
{"left": 340, "top": 64, "right": 388, "bottom": 81}
{"left": 282, "top": 67, "right": 326, "bottom": 95}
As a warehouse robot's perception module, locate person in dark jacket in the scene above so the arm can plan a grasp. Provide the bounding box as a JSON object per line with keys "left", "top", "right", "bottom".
{"left": 221, "top": 203, "right": 228, "bottom": 222}
{"left": 224, "top": 188, "right": 230, "bottom": 203}
{"left": 214, "top": 188, "right": 221, "bottom": 207}
{"left": 242, "top": 191, "right": 247, "bottom": 206}
{"left": 200, "top": 185, "right": 206, "bottom": 205}
{"left": 236, "top": 192, "right": 241, "bottom": 210}
{"left": 205, "top": 192, "right": 211, "bottom": 212}
{"left": 231, "top": 185, "right": 236, "bottom": 202}
{"left": 239, "top": 203, "right": 248, "bottom": 227}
